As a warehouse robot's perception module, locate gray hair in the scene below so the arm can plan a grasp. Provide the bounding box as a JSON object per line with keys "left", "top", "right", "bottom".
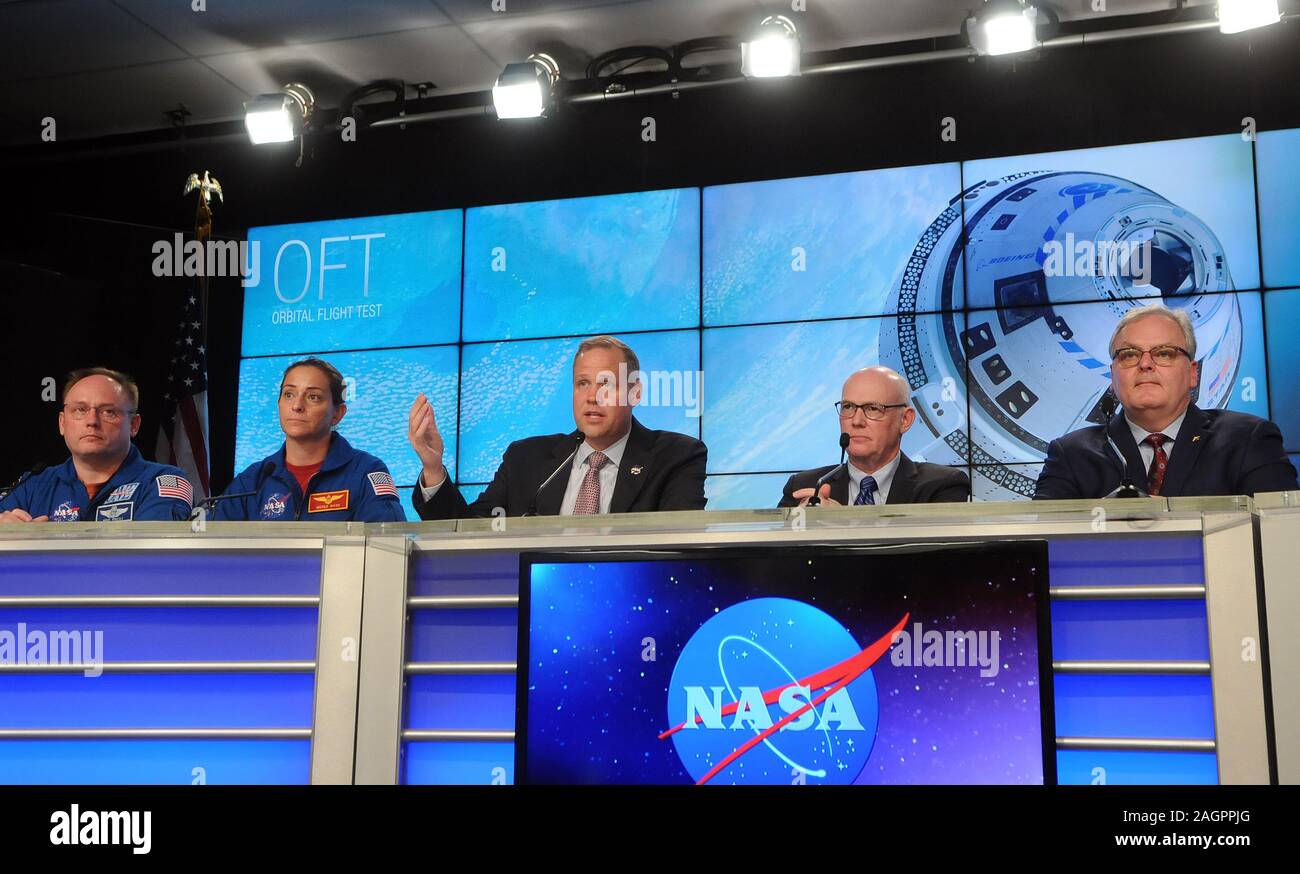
{"left": 1108, "top": 303, "right": 1197, "bottom": 360}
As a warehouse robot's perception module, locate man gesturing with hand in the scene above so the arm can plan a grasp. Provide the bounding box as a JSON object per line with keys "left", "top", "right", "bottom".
{"left": 407, "top": 336, "right": 707, "bottom": 521}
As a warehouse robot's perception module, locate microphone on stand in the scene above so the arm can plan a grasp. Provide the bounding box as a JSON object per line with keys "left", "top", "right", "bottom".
{"left": 807, "top": 433, "right": 851, "bottom": 507}
{"left": 189, "top": 461, "right": 276, "bottom": 520}
{"left": 525, "top": 433, "right": 585, "bottom": 517}
{"left": 0, "top": 462, "right": 47, "bottom": 502}
{"left": 1099, "top": 393, "right": 1147, "bottom": 498}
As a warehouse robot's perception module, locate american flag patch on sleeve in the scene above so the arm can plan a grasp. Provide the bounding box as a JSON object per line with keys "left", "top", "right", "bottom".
{"left": 155, "top": 474, "right": 194, "bottom": 506}
{"left": 368, "top": 471, "right": 399, "bottom": 497}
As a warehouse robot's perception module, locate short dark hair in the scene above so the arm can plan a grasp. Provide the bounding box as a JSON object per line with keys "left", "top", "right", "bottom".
{"left": 281, "top": 357, "right": 346, "bottom": 405}
{"left": 64, "top": 367, "right": 140, "bottom": 411}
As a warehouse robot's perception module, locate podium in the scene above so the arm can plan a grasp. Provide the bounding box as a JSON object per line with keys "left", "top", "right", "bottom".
{"left": 1, "top": 494, "right": 1292, "bottom": 785}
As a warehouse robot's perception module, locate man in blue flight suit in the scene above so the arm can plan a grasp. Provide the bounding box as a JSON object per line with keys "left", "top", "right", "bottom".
{"left": 212, "top": 357, "right": 405, "bottom": 522}
{"left": 0, "top": 368, "right": 194, "bottom": 523}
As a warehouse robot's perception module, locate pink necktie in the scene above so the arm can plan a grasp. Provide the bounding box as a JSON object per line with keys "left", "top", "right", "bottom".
{"left": 571, "top": 451, "right": 609, "bottom": 515}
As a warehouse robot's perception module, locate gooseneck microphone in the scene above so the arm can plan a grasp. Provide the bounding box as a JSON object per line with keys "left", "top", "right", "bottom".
{"left": 0, "top": 462, "right": 48, "bottom": 502}
{"left": 808, "top": 433, "right": 851, "bottom": 507}
{"left": 190, "top": 461, "right": 276, "bottom": 520}
{"left": 1099, "top": 394, "right": 1147, "bottom": 499}
{"left": 525, "top": 433, "right": 585, "bottom": 517}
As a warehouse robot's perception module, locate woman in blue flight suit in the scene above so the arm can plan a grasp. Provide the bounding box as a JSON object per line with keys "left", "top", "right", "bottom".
{"left": 213, "top": 357, "right": 405, "bottom": 522}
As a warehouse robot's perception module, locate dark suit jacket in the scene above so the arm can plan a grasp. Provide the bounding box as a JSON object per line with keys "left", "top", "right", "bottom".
{"left": 1033, "top": 404, "right": 1298, "bottom": 500}
{"left": 777, "top": 452, "right": 971, "bottom": 507}
{"left": 412, "top": 418, "right": 708, "bottom": 520}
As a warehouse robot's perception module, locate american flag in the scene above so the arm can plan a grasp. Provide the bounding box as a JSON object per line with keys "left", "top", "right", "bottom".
{"left": 155, "top": 474, "right": 194, "bottom": 506}
{"left": 156, "top": 287, "right": 210, "bottom": 499}
{"left": 368, "top": 471, "right": 399, "bottom": 497}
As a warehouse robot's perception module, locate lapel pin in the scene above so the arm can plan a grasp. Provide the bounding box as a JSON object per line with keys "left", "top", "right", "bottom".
{"left": 1192, "top": 435, "right": 1201, "bottom": 443}
{"left": 630, "top": 466, "right": 643, "bottom": 476}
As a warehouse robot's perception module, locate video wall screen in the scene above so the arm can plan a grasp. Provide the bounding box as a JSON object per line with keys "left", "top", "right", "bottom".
{"left": 517, "top": 543, "right": 1054, "bottom": 785}
{"left": 239, "top": 130, "right": 1300, "bottom": 515}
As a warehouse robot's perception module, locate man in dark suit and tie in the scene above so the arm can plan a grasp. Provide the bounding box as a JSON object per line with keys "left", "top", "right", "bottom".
{"left": 1034, "top": 303, "right": 1297, "bottom": 500}
{"left": 407, "top": 335, "right": 707, "bottom": 519}
{"left": 778, "top": 366, "right": 970, "bottom": 507}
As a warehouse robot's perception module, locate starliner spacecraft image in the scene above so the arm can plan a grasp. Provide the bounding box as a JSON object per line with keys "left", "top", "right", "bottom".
{"left": 882, "top": 171, "right": 1241, "bottom": 498}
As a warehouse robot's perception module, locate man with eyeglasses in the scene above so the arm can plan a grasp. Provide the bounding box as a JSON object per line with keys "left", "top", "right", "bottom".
{"left": 778, "top": 366, "right": 970, "bottom": 507}
{"left": 0, "top": 368, "right": 195, "bottom": 523}
{"left": 1034, "top": 303, "right": 1297, "bottom": 499}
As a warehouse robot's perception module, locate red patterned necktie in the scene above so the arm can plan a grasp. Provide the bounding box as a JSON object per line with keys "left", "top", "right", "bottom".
{"left": 571, "top": 451, "right": 609, "bottom": 515}
{"left": 1144, "top": 434, "right": 1169, "bottom": 496}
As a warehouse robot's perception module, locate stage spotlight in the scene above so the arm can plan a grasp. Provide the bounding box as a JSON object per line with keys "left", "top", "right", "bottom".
{"left": 1218, "top": 0, "right": 1281, "bottom": 33}
{"left": 968, "top": 0, "right": 1041, "bottom": 56}
{"left": 741, "top": 15, "right": 800, "bottom": 78}
{"left": 493, "top": 53, "right": 560, "bottom": 119}
{"left": 244, "top": 83, "right": 315, "bottom": 144}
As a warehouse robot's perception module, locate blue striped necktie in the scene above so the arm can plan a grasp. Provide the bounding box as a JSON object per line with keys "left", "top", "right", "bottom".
{"left": 854, "top": 475, "right": 878, "bottom": 506}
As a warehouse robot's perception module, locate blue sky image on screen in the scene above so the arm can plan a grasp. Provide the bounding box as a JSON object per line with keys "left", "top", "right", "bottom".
{"left": 962, "top": 134, "right": 1260, "bottom": 305}
{"left": 522, "top": 547, "right": 1047, "bottom": 785}
{"left": 242, "top": 210, "right": 462, "bottom": 356}
{"left": 705, "top": 473, "right": 794, "bottom": 511}
{"left": 703, "top": 162, "right": 963, "bottom": 325}
{"left": 1257, "top": 128, "right": 1300, "bottom": 289}
{"left": 457, "top": 330, "right": 700, "bottom": 483}
{"left": 235, "top": 346, "right": 459, "bottom": 486}
{"left": 463, "top": 188, "right": 699, "bottom": 341}
{"left": 703, "top": 313, "right": 965, "bottom": 474}
{"left": 1265, "top": 289, "right": 1300, "bottom": 453}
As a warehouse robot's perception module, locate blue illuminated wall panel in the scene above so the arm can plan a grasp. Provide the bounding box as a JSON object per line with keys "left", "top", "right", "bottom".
{"left": 703, "top": 162, "right": 963, "bottom": 323}
{"left": 458, "top": 330, "right": 699, "bottom": 484}
{"left": 1257, "top": 128, "right": 1300, "bottom": 289}
{"left": 464, "top": 188, "right": 699, "bottom": 341}
{"left": 0, "top": 550, "right": 322, "bottom": 785}
{"left": 236, "top": 345, "right": 460, "bottom": 486}
{"left": 237, "top": 127, "right": 1298, "bottom": 509}
{"left": 0, "top": 740, "right": 311, "bottom": 785}
{"left": 242, "top": 210, "right": 462, "bottom": 356}
{"left": 1265, "top": 289, "right": 1300, "bottom": 453}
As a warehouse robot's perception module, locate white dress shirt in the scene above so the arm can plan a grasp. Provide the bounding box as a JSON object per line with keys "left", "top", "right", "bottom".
{"left": 847, "top": 452, "right": 902, "bottom": 505}
{"left": 1127, "top": 408, "right": 1187, "bottom": 471}
{"left": 558, "top": 432, "right": 629, "bottom": 516}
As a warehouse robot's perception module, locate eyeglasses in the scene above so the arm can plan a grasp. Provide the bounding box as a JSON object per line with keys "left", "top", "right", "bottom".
{"left": 835, "top": 401, "right": 908, "bottom": 421}
{"left": 1111, "top": 345, "right": 1190, "bottom": 368}
{"left": 63, "top": 404, "right": 135, "bottom": 423}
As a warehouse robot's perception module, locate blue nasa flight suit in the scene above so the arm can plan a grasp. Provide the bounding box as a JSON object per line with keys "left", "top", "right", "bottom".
{"left": 0, "top": 445, "right": 193, "bottom": 522}
{"left": 212, "top": 433, "right": 405, "bottom": 522}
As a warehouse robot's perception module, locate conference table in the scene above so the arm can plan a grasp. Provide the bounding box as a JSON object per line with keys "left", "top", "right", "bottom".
{"left": 1, "top": 493, "right": 1296, "bottom": 785}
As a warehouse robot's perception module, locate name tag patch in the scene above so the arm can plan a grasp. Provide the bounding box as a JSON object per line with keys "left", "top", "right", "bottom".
{"left": 307, "top": 489, "right": 349, "bottom": 513}
{"left": 96, "top": 502, "right": 134, "bottom": 521}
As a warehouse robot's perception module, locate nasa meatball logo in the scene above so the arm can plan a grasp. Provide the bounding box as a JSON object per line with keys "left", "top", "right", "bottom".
{"left": 660, "top": 598, "right": 906, "bottom": 785}
{"left": 50, "top": 501, "right": 80, "bottom": 523}
{"left": 260, "top": 493, "right": 289, "bottom": 519}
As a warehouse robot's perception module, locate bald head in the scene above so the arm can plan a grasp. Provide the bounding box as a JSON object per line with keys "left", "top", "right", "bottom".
{"left": 837, "top": 365, "right": 915, "bottom": 473}
{"left": 842, "top": 366, "right": 911, "bottom": 406}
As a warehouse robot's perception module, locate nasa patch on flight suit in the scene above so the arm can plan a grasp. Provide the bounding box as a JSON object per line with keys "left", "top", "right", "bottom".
{"left": 307, "top": 489, "right": 350, "bottom": 514}
{"left": 95, "top": 502, "right": 134, "bottom": 521}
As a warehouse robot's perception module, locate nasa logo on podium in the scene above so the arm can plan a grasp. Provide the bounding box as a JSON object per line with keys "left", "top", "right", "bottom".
{"left": 661, "top": 597, "right": 905, "bottom": 785}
